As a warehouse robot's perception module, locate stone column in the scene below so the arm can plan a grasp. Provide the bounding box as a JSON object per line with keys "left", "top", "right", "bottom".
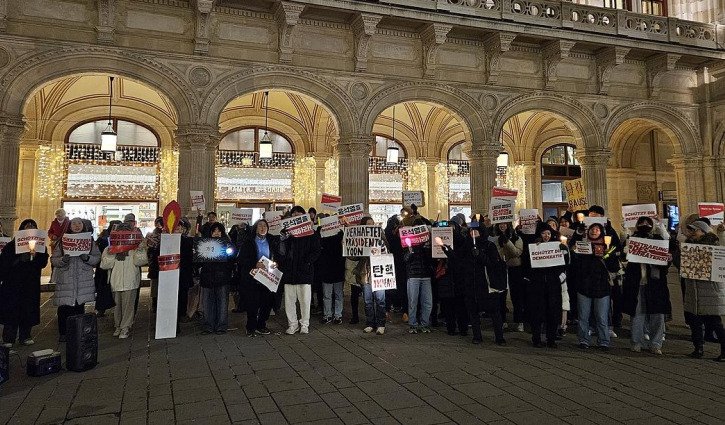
{"left": 175, "top": 124, "right": 221, "bottom": 217}
{"left": 670, "top": 155, "right": 705, "bottom": 218}
{"left": 576, "top": 148, "right": 610, "bottom": 211}
{"left": 336, "top": 134, "right": 373, "bottom": 209}
{"left": 424, "top": 158, "right": 441, "bottom": 219}
{"left": 0, "top": 113, "right": 25, "bottom": 233}
{"left": 702, "top": 155, "right": 718, "bottom": 201}
{"left": 517, "top": 160, "right": 537, "bottom": 209}
{"left": 465, "top": 143, "right": 500, "bottom": 214}
{"left": 606, "top": 167, "right": 639, "bottom": 229}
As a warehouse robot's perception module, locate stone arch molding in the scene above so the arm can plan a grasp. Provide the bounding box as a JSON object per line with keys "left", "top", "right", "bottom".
{"left": 360, "top": 82, "right": 489, "bottom": 146}
{"left": 492, "top": 93, "right": 604, "bottom": 150}
{"left": 604, "top": 103, "right": 702, "bottom": 156}
{"left": 201, "top": 66, "right": 356, "bottom": 137}
{"left": 0, "top": 47, "right": 196, "bottom": 123}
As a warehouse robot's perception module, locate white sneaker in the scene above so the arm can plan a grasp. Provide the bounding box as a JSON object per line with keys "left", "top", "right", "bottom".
{"left": 644, "top": 333, "right": 650, "bottom": 341}
{"left": 300, "top": 326, "right": 309, "bottom": 334}
{"left": 609, "top": 329, "right": 618, "bottom": 338}
{"left": 631, "top": 344, "right": 642, "bottom": 353}
{"left": 363, "top": 326, "right": 374, "bottom": 333}
{"left": 113, "top": 328, "right": 121, "bottom": 337}
{"left": 21, "top": 338, "right": 35, "bottom": 346}
{"left": 651, "top": 347, "right": 663, "bottom": 355}
{"left": 502, "top": 323, "right": 509, "bottom": 330}
{"left": 516, "top": 323, "right": 525, "bottom": 332}
{"left": 119, "top": 329, "right": 130, "bottom": 339}
{"left": 376, "top": 327, "right": 385, "bottom": 335}
{"left": 1, "top": 342, "right": 12, "bottom": 349}
{"left": 285, "top": 326, "right": 299, "bottom": 335}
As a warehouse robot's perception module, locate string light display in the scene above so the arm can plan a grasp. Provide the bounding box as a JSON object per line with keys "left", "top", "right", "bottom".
{"left": 324, "top": 157, "right": 339, "bottom": 196}
{"left": 159, "top": 148, "right": 179, "bottom": 205}
{"left": 504, "top": 163, "right": 527, "bottom": 211}
{"left": 36, "top": 144, "right": 65, "bottom": 200}
{"left": 406, "top": 160, "right": 428, "bottom": 193}
{"left": 435, "top": 162, "right": 449, "bottom": 208}
{"left": 292, "top": 156, "right": 317, "bottom": 207}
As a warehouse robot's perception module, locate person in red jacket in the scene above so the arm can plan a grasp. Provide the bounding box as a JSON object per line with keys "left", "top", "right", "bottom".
{"left": 48, "top": 208, "right": 69, "bottom": 251}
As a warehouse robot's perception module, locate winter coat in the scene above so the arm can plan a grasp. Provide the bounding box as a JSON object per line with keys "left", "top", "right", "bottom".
{"left": 239, "top": 234, "right": 280, "bottom": 287}
{"left": 146, "top": 235, "right": 160, "bottom": 280}
{"left": 93, "top": 236, "right": 115, "bottom": 311}
{"left": 51, "top": 237, "right": 101, "bottom": 306}
{"left": 197, "top": 236, "right": 235, "bottom": 288}
{"left": 279, "top": 232, "right": 321, "bottom": 285}
{"left": 179, "top": 235, "right": 195, "bottom": 290}
{"left": 570, "top": 233, "right": 616, "bottom": 299}
{"left": 446, "top": 236, "right": 507, "bottom": 305}
{"left": 622, "top": 234, "right": 671, "bottom": 316}
{"left": 100, "top": 244, "right": 148, "bottom": 292}
{"left": 683, "top": 233, "right": 725, "bottom": 315}
{"left": 493, "top": 227, "right": 524, "bottom": 267}
{"left": 344, "top": 258, "right": 363, "bottom": 287}
{"left": 403, "top": 244, "right": 433, "bottom": 279}
{"left": 317, "top": 231, "right": 346, "bottom": 284}
{"left": 0, "top": 242, "right": 49, "bottom": 327}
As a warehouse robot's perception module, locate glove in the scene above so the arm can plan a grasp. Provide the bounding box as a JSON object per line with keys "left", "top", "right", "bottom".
{"left": 62, "top": 254, "right": 70, "bottom": 263}
{"left": 498, "top": 234, "right": 508, "bottom": 247}
{"left": 80, "top": 254, "right": 90, "bottom": 262}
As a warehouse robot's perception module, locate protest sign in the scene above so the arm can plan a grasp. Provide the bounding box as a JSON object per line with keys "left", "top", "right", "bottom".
{"left": 319, "top": 215, "right": 343, "bottom": 238}
{"left": 680, "top": 243, "right": 725, "bottom": 283}
{"left": 251, "top": 256, "right": 283, "bottom": 293}
{"left": 699, "top": 202, "right": 725, "bottom": 225}
{"left": 399, "top": 225, "right": 431, "bottom": 248}
{"left": 108, "top": 229, "right": 143, "bottom": 254}
{"left": 264, "top": 210, "right": 284, "bottom": 235}
{"left": 432, "top": 227, "right": 453, "bottom": 258}
{"left": 15, "top": 229, "right": 48, "bottom": 254}
{"left": 61, "top": 232, "right": 93, "bottom": 257}
{"left": 489, "top": 198, "right": 515, "bottom": 224}
{"left": 337, "top": 203, "right": 365, "bottom": 225}
{"left": 190, "top": 191, "right": 205, "bottom": 211}
{"left": 158, "top": 233, "right": 181, "bottom": 272}
{"left": 155, "top": 233, "right": 181, "bottom": 340}
{"left": 402, "top": 191, "right": 425, "bottom": 207}
{"left": 626, "top": 237, "right": 669, "bottom": 266}
{"left": 519, "top": 209, "right": 539, "bottom": 235}
{"left": 370, "top": 254, "right": 397, "bottom": 292}
{"left": 229, "top": 208, "right": 254, "bottom": 226}
{"left": 574, "top": 241, "right": 593, "bottom": 255}
{"left": 528, "top": 242, "right": 565, "bottom": 268}
{"left": 492, "top": 187, "right": 518, "bottom": 201}
{"left": 193, "top": 238, "right": 234, "bottom": 262}
{"left": 343, "top": 225, "right": 385, "bottom": 256}
{"left": 0, "top": 236, "right": 10, "bottom": 252}
{"left": 564, "top": 178, "right": 588, "bottom": 212}
{"left": 559, "top": 226, "right": 574, "bottom": 238}
{"left": 583, "top": 216, "right": 608, "bottom": 228}
{"left": 622, "top": 204, "right": 658, "bottom": 228}
{"left": 280, "top": 214, "right": 315, "bottom": 237}
{"left": 321, "top": 193, "right": 342, "bottom": 211}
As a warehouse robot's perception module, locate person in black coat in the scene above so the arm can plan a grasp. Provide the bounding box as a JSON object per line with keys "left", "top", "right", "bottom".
{"left": 443, "top": 223, "right": 507, "bottom": 345}
{"left": 196, "top": 222, "right": 235, "bottom": 334}
{"left": 0, "top": 219, "right": 50, "bottom": 347}
{"left": 94, "top": 220, "right": 120, "bottom": 316}
{"left": 318, "top": 227, "right": 346, "bottom": 324}
{"left": 239, "top": 219, "right": 280, "bottom": 336}
{"left": 437, "top": 221, "right": 469, "bottom": 336}
{"left": 622, "top": 216, "right": 671, "bottom": 354}
{"left": 229, "top": 222, "right": 252, "bottom": 313}
{"left": 177, "top": 218, "right": 195, "bottom": 322}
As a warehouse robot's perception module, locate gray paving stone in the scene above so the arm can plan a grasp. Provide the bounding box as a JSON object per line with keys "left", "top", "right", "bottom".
{"left": 388, "top": 406, "right": 450, "bottom": 425}
{"left": 279, "top": 401, "right": 337, "bottom": 424}
{"left": 272, "top": 388, "right": 323, "bottom": 406}
{"left": 250, "top": 396, "right": 279, "bottom": 414}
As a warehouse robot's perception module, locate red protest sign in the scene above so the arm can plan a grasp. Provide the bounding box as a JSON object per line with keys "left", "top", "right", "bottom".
{"left": 158, "top": 254, "right": 181, "bottom": 271}
{"left": 108, "top": 229, "right": 143, "bottom": 254}
{"left": 399, "top": 225, "right": 430, "bottom": 247}
{"left": 280, "top": 214, "right": 315, "bottom": 237}
{"left": 61, "top": 233, "right": 93, "bottom": 257}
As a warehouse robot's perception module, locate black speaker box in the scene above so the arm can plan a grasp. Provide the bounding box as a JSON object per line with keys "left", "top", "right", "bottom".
{"left": 0, "top": 345, "right": 8, "bottom": 384}
{"left": 27, "top": 352, "right": 62, "bottom": 377}
{"left": 66, "top": 313, "right": 98, "bottom": 372}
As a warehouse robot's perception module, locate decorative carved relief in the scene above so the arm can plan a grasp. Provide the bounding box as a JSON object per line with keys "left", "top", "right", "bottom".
{"left": 349, "top": 82, "right": 369, "bottom": 101}
{"left": 483, "top": 32, "right": 516, "bottom": 85}
{"left": 480, "top": 93, "right": 498, "bottom": 111}
{"left": 636, "top": 180, "right": 657, "bottom": 203}
{"left": 420, "top": 23, "right": 452, "bottom": 79}
{"left": 96, "top": 0, "right": 116, "bottom": 44}
{"left": 0, "top": 0, "right": 6, "bottom": 33}
{"left": 194, "top": 0, "right": 215, "bottom": 55}
{"left": 542, "top": 40, "right": 575, "bottom": 90}
{"left": 274, "top": 1, "right": 305, "bottom": 64}
{"left": 596, "top": 46, "right": 630, "bottom": 95}
{"left": 189, "top": 66, "right": 212, "bottom": 87}
{"left": 592, "top": 102, "right": 609, "bottom": 120}
{"left": 351, "top": 13, "right": 381, "bottom": 73}
{"left": 646, "top": 53, "right": 682, "bottom": 98}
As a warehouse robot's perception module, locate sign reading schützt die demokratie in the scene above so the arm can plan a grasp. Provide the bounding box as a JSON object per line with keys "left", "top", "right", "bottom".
{"left": 528, "top": 242, "right": 565, "bottom": 268}
{"left": 343, "top": 225, "right": 385, "bottom": 257}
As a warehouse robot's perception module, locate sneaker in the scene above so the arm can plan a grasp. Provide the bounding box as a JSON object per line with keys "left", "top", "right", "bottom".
{"left": 247, "top": 331, "right": 256, "bottom": 338}
{"left": 376, "top": 327, "right": 385, "bottom": 335}
{"left": 285, "top": 326, "right": 299, "bottom": 335}
{"left": 300, "top": 326, "right": 309, "bottom": 334}
{"left": 21, "top": 338, "right": 35, "bottom": 346}
{"left": 119, "top": 329, "right": 130, "bottom": 339}
{"left": 408, "top": 327, "right": 418, "bottom": 334}
{"left": 402, "top": 313, "right": 409, "bottom": 322}
{"left": 631, "top": 344, "right": 642, "bottom": 353}
{"left": 333, "top": 318, "right": 343, "bottom": 325}
{"left": 472, "top": 337, "right": 482, "bottom": 345}
{"left": 644, "top": 333, "right": 650, "bottom": 341}
{"left": 269, "top": 310, "right": 276, "bottom": 316}
{"left": 1, "top": 342, "right": 12, "bottom": 349}
{"left": 421, "top": 327, "right": 431, "bottom": 334}
{"left": 689, "top": 348, "right": 704, "bottom": 359}
{"left": 321, "top": 317, "right": 332, "bottom": 324}
{"left": 113, "top": 328, "right": 121, "bottom": 337}
{"left": 578, "top": 343, "right": 589, "bottom": 350}
{"left": 609, "top": 329, "right": 618, "bottom": 338}
{"left": 255, "top": 328, "right": 271, "bottom": 335}
{"left": 598, "top": 345, "right": 610, "bottom": 352}
{"left": 502, "top": 322, "right": 509, "bottom": 330}
{"left": 651, "top": 347, "right": 663, "bottom": 355}
{"left": 363, "top": 326, "right": 374, "bottom": 333}
{"left": 516, "top": 323, "right": 525, "bottom": 332}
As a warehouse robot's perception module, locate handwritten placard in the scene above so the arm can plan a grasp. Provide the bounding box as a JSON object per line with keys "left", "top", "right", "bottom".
{"left": 337, "top": 203, "right": 365, "bottom": 225}
{"left": 61, "top": 232, "right": 93, "bottom": 257}
{"left": 399, "top": 225, "right": 430, "bottom": 248}
{"left": 370, "top": 254, "right": 397, "bottom": 292}
{"left": 264, "top": 210, "right": 284, "bottom": 236}
{"left": 321, "top": 193, "right": 342, "bottom": 211}
{"left": 621, "top": 204, "right": 658, "bottom": 228}
{"left": 15, "top": 229, "right": 48, "bottom": 254}
{"left": 519, "top": 209, "right": 539, "bottom": 235}
{"left": 229, "top": 208, "right": 254, "bottom": 226}
{"left": 529, "top": 242, "right": 565, "bottom": 268}
{"left": 343, "top": 225, "right": 385, "bottom": 257}
{"left": 190, "top": 191, "right": 205, "bottom": 211}
{"left": 319, "top": 215, "right": 343, "bottom": 238}
{"left": 489, "top": 198, "right": 514, "bottom": 224}
{"left": 402, "top": 191, "right": 425, "bottom": 207}
{"left": 626, "top": 237, "right": 669, "bottom": 266}
{"left": 280, "top": 214, "right": 315, "bottom": 237}
{"left": 431, "top": 227, "right": 453, "bottom": 259}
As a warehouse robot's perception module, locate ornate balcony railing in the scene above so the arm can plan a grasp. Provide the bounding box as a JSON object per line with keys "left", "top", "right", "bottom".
{"left": 376, "top": 0, "right": 721, "bottom": 49}
{"left": 216, "top": 150, "right": 295, "bottom": 168}
{"left": 65, "top": 143, "right": 159, "bottom": 163}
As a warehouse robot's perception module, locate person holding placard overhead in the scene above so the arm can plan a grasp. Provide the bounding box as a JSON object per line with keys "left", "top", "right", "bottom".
{"left": 588, "top": 205, "right": 623, "bottom": 336}
{"left": 0, "top": 219, "right": 49, "bottom": 348}
{"left": 51, "top": 218, "right": 101, "bottom": 342}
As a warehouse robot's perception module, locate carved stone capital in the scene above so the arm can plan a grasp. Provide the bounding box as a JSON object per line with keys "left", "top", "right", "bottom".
{"left": 0, "top": 113, "right": 26, "bottom": 147}
{"left": 336, "top": 134, "right": 374, "bottom": 157}
{"left": 351, "top": 13, "right": 382, "bottom": 73}
{"left": 465, "top": 143, "right": 502, "bottom": 163}
{"left": 421, "top": 23, "right": 452, "bottom": 79}
{"left": 542, "top": 40, "right": 575, "bottom": 90}
{"left": 646, "top": 53, "right": 681, "bottom": 98}
{"left": 275, "top": 1, "right": 305, "bottom": 64}
{"left": 175, "top": 124, "right": 221, "bottom": 150}
{"left": 575, "top": 148, "right": 611, "bottom": 167}
{"left": 96, "top": 0, "right": 116, "bottom": 44}
{"left": 483, "top": 32, "right": 516, "bottom": 85}
{"left": 595, "top": 46, "right": 630, "bottom": 95}
{"left": 668, "top": 154, "right": 703, "bottom": 170}
{"left": 194, "top": 0, "right": 215, "bottom": 55}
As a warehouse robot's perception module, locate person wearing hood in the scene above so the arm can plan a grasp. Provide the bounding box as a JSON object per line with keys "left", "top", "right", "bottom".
{"left": 571, "top": 222, "right": 617, "bottom": 350}
{"left": 239, "top": 219, "right": 280, "bottom": 336}
{"left": 0, "top": 219, "right": 49, "bottom": 348}
{"left": 493, "top": 221, "right": 525, "bottom": 332}
{"left": 526, "top": 223, "right": 569, "bottom": 348}
{"left": 229, "top": 221, "right": 251, "bottom": 314}
{"left": 622, "top": 216, "right": 671, "bottom": 355}
{"left": 682, "top": 220, "right": 725, "bottom": 361}
{"left": 587, "top": 205, "right": 623, "bottom": 335}
{"left": 437, "top": 221, "right": 469, "bottom": 336}
{"left": 384, "top": 214, "right": 406, "bottom": 316}
{"left": 176, "top": 218, "right": 195, "bottom": 322}
{"left": 51, "top": 217, "right": 101, "bottom": 342}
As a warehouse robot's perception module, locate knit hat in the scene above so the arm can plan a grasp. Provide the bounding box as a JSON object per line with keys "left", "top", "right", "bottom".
{"left": 588, "top": 205, "right": 605, "bottom": 216}
{"left": 123, "top": 213, "right": 136, "bottom": 223}
{"left": 688, "top": 220, "right": 711, "bottom": 234}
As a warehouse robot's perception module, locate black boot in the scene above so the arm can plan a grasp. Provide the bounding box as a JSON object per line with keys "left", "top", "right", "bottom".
{"left": 689, "top": 346, "right": 704, "bottom": 359}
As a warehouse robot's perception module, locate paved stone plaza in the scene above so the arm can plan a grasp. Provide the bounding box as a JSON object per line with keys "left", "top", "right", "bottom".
{"left": 1, "top": 287, "right": 725, "bottom": 425}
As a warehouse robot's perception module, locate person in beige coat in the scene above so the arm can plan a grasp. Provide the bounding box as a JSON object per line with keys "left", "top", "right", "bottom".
{"left": 100, "top": 216, "right": 148, "bottom": 339}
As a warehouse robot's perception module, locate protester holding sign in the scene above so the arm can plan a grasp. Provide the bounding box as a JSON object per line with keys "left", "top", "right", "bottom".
{"left": 50, "top": 218, "right": 100, "bottom": 342}
{"left": 681, "top": 220, "right": 725, "bottom": 361}
{"left": 239, "top": 219, "right": 280, "bottom": 337}
{"left": 94, "top": 221, "right": 120, "bottom": 316}
{"left": 492, "top": 222, "right": 525, "bottom": 332}
{"left": 401, "top": 217, "right": 434, "bottom": 333}
{"left": 317, "top": 221, "right": 346, "bottom": 325}
{"left": 359, "top": 217, "right": 389, "bottom": 334}
{"left": 100, "top": 214, "right": 148, "bottom": 339}
{"left": 621, "top": 217, "right": 671, "bottom": 355}
{"left": 0, "top": 219, "right": 49, "bottom": 348}
{"left": 195, "top": 222, "right": 235, "bottom": 335}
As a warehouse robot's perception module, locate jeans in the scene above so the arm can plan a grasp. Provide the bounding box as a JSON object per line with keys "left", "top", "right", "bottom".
{"left": 407, "top": 277, "right": 433, "bottom": 327}
{"left": 284, "top": 284, "right": 311, "bottom": 330}
{"left": 630, "top": 286, "right": 665, "bottom": 349}
{"left": 577, "top": 293, "right": 610, "bottom": 347}
{"left": 202, "top": 285, "right": 229, "bottom": 332}
{"left": 58, "top": 304, "right": 85, "bottom": 336}
{"left": 363, "top": 284, "right": 386, "bottom": 327}
{"left": 323, "top": 281, "right": 344, "bottom": 319}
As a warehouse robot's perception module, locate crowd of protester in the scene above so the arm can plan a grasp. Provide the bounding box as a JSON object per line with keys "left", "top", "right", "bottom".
{"left": 1, "top": 203, "right": 724, "bottom": 363}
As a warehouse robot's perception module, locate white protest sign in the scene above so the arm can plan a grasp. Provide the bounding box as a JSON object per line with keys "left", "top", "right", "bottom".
{"left": 280, "top": 214, "right": 315, "bottom": 237}
{"left": 583, "top": 216, "right": 608, "bottom": 228}
{"left": 402, "top": 191, "right": 425, "bottom": 207}
{"left": 574, "top": 241, "right": 593, "bottom": 255}
{"left": 626, "top": 237, "right": 669, "bottom": 266}
{"left": 431, "top": 227, "right": 453, "bottom": 258}
{"left": 343, "top": 225, "right": 385, "bottom": 257}
{"left": 489, "top": 198, "right": 515, "bottom": 224}
{"left": 190, "top": 191, "right": 205, "bottom": 211}
{"left": 699, "top": 203, "right": 725, "bottom": 226}
{"left": 399, "top": 225, "right": 431, "bottom": 248}
{"left": 680, "top": 243, "right": 725, "bottom": 283}
{"left": 0, "top": 236, "right": 10, "bottom": 252}
{"left": 155, "top": 233, "right": 181, "bottom": 340}
{"left": 559, "top": 226, "right": 574, "bottom": 238}
{"left": 251, "top": 256, "right": 283, "bottom": 293}
{"left": 622, "top": 204, "right": 658, "bottom": 228}
{"left": 264, "top": 210, "right": 284, "bottom": 236}
{"left": 321, "top": 193, "right": 342, "bottom": 211}
{"left": 15, "top": 229, "right": 47, "bottom": 254}
{"left": 319, "top": 215, "right": 343, "bottom": 238}
{"left": 229, "top": 208, "right": 254, "bottom": 226}
{"left": 519, "top": 209, "right": 539, "bottom": 235}
{"left": 528, "top": 242, "right": 565, "bottom": 268}
{"left": 337, "top": 203, "right": 365, "bottom": 225}
{"left": 370, "top": 254, "right": 397, "bottom": 292}
{"left": 61, "top": 232, "right": 93, "bottom": 257}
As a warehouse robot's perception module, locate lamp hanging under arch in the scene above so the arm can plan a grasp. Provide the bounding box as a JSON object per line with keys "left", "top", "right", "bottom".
{"left": 386, "top": 105, "right": 399, "bottom": 164}
{"left": 100, "top": 76, "right": 117, "bottom": 153}
{"left": 259, "top": 91, "right": 273, "bottom": 159}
